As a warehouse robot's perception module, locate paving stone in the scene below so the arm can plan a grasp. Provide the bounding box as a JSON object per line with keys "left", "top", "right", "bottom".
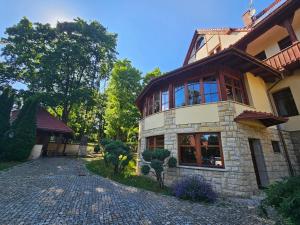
{"left": 0, "top": 158, "right": 273, "bottom": 225}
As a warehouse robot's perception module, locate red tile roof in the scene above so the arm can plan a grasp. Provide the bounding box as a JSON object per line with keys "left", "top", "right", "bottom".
{"left": 11, "top": 107, "right": 73, "bottom": 134}
{"left": 234, "top": 110, "right": 288, "bottom": 127}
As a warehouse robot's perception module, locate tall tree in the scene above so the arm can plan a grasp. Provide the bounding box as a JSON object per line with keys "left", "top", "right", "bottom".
{"left": 1, "top": 17, "right": 117, "bottom": 123}
{"left": 143, "top": 67, "right": 162, "bottom": 86}
{"left": 0, "top": 88, "right": 14, "bottom": 136}
{"left": 104, "top": 59, "right": 142, "bottom": 142}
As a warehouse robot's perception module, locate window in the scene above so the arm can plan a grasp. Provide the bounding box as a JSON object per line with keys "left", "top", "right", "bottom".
{"left": 278, "top": 36, "right": 292, "bottom": 51}
{"left": 255, "top": 51, "right": 267, "bottom": 60}
{"left": 161, "top": 88, "right": 169, "bottom": 111}
{"left": 273, "top": 88, "right": 298, "bottom": 117}
{"left": 146, "top": 135, "right": 164, "bottom": 150}
{"left": 196, "top": 36, "right": 205, "bottom": 50}
{"left": 174, "top": 84, "right": 185, "bottom": 108}
{"left": 154, "top": 91, "right": 160, "bottom": 113}
{"left": 203, "top": 76, "right": 219, "bottom": 103}
{"left": 178, "top": 133, "right": 224, "bottom": 168}
{"left": 225, "top": 76, "right": 245, "bottom": 103}
{"left": 147, "top": 95, "right": 153, "bottom": 115}
{"left": 271, "top": 141, "right": 281, "bottom": 153}
{"left": 187, "top": 80, "right": 201, "bottom": 105}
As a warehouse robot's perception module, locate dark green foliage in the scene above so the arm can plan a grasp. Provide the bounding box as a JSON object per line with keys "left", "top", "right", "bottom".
{"left": 263, "top": 176, "right": 300, "bottom": 224}
{"left": 141, "top": 165, "right": 150, "bottom": 175}
{"left": 4, "top": 96, "right": 38, "bottom": 161}
{"left": 0, "top": 88, "right": 14, "bottom": 157}
{"left": 142, "top": 150, "right": 152, "bottom": 162}
{"left": 94, "top": 145, "right": 101, "bottom": 153}
{"left": 152, "top": 149, "right": 170, "bottom": 161}
{"left": 168, "top": 157, "right": 177, "bottom": 168}
{"left": 141, "top": 149, "right": 175, "bottom": 189}
{"left": 0, "top": 88, "right": 14, "bottom": 136}
{"left": 102, "top": 140, "right": 132, "bottom": 174}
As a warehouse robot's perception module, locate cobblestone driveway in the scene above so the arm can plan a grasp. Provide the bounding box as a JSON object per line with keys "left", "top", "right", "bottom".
{"left": 0, "top": 158, "right": 273, "bottom": 225}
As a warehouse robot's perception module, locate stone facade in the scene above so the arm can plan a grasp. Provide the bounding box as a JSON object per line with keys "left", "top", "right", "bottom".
{"left": 137, "top": 101, "right": 298, "bottom": 197}
{"left": 290, "top": 131, "right": 300, "bottom": 174}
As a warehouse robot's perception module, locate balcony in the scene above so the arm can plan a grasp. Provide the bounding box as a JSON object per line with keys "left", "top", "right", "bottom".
{"left": 264, "top": 41, "right": 300, "bottom": 72}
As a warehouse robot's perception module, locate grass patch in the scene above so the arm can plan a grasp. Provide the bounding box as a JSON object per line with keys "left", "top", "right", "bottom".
{"left": 85, "top": 156, "right": 171, "bottom": 195}
{"left": 0, "top": 161, "right": 21, "bottom": 171}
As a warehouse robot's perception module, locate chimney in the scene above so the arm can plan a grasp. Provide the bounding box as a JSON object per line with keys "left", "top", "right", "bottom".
{"left": 242, "top": 10, "right": 254, "bottom": 27}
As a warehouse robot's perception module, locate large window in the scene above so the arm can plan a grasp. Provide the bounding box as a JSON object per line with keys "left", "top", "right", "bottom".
{"left": 273, "top": 88, "right": 299, "bottom": 117}
{"left": 187, "top": 80, "right": 201, "bottom": 105}
{"left": 225, "top": 76, "right": 244, "bottom": 103}
{"left": 278, "top": 36, "right": 292, "bottom": 51}
{"left": 178, "top": 133, "right": 224, "bottom": 168}
{"left": 161, "top": 88, "right": 169, "bottom": 111}
{"left": 174, "top": 84, "right": 185, "bottom": 108}
{"left": 196, "top": 36, "right": 205, "bottom": 50}
{"left": 146, "top": 135, "right": 164, "bottom": 150}
{"left": 154, "top": 91, "right": 160, "bottom": 113}
{"left": 147, "top": 96, "right": 153, "bottom": 115}
{"left": 203, "top": 76, "right": 219, "bottom": 103}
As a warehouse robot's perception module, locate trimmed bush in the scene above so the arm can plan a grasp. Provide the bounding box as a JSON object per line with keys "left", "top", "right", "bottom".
{"left": 152, "top": 149, "right": 170, "bottom": 161}
{"left": 167, "top": 157, "right": 177, "bottom": 168}
{"left": 263, "top": 176, "right": 300, "bottom": 225}
{"left": 142, "top": 150, "right": 152, "bottom": 162}
{"left": 172, "top": 175, "right": 217, "bottom": 202}
{"left": 141, "top": 164, "right": 150, "bottom": 175}
{"left": 141, "top": 148, "right": 175, "bottom": 189}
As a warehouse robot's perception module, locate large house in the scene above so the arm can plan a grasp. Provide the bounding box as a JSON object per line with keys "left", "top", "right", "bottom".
{"left": 136, "top": 0, "right": 300, "bottom": 197}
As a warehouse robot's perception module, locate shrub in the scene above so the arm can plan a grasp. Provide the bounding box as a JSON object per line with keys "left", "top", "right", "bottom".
{"left": 94, "top": 145, "right": 101, "bottom": 153}
{"left": 142, "top": 150, "right": 152, "bottom": 162}
{"left": 141, "top": 164, "right": 150, "bottom": 175}
{"left": 167, "top": 157, "right": 177, "bottom": 168}
{"left": 102, "top": 140, "right": 132, "bottom": 174}
{"left": 152, "top": 149, "right": 170, "bottom": 161}
{"left": 263, "top": 176, "right": 300, "bottom": 225}
{"left": 172, "top": 175, "right": 217, "bottom": 202}
{"left": 141, "top": 148, "right": 175, "bottom": 189}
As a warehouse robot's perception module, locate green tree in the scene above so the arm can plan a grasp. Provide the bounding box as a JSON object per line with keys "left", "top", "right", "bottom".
{"left": 0, "top": 88, "right": 14, "bottom": 136}
{"left": 4, "top": 96, "right": 39, "bottom": 161}
{"left": 1, "top": 17, "right": 117, "bottom": 123}
{"left": 104, "top": 59, "right": 142, "bottom": 142}
{"left": 143, "top": 68, "right": 162, "bottom": 86}
{"left": 0, "top": 88, "right": 14, "bottom": 157}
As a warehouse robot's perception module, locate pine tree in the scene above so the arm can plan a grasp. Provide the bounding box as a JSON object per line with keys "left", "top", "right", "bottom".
{"left": 4, "top": 96, "right": 38, "bottom": 161}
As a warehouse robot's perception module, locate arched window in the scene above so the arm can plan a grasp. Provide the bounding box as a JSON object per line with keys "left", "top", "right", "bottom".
{"left": 195, "top": 36, "right": 205, "bottom": 50}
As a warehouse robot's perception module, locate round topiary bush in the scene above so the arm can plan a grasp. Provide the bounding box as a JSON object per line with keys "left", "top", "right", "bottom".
{"left": 152, "top": 149, "right": 170, "bottom": 161}
{"left": 172, "top": 175, "right": 217, "bottom": 202}
{"left": 142, "top": 150, "right": 152, "bottom": 162}
{"left": 141, "top": 164, "right": 150, "bottom": 175}
{"left": 168, "top": 157, "right": 177, "bottom": 168}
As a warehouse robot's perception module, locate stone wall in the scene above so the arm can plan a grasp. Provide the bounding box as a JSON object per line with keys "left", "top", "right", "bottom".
{"left": 137, "top": 101, "right": 297, "bottom": 197}
{"left": 290, "top": 131, "right": 300, "bottom": 174}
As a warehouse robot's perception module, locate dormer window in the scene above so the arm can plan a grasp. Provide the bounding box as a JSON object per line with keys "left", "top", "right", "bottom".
{"left": 195, "top": 36, "right": 205, "bottom": 51}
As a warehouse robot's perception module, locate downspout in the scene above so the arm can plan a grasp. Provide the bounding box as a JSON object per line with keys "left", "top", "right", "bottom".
{"left": 267, "top": 75, "right": 295, "bottom": 176}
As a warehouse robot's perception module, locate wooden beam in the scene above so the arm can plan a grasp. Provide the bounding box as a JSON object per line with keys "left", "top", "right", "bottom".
{"left": 280, "top": 18, "right": 298, "bottom": 43}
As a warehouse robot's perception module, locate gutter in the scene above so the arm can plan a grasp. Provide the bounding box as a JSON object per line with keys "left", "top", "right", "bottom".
{"left": 267, "top": 76, "right": 295, "bottom": 176}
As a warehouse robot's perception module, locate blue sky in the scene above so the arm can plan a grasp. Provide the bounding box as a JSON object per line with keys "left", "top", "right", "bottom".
{"left": 0, "top": 0, "right": 275, "bottom": 75}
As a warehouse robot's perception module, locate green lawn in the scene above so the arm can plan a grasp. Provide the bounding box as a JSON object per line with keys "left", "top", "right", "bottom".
{"left": 0, "top": 161, "right": 20, "bottom": 171}
{"left": 84, "top": 156, "right": 171, "bottom": 195}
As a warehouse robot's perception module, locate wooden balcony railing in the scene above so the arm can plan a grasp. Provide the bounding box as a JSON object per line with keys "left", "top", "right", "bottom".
{"left": 264, "top": 41, "right": 300, "bottom": 71}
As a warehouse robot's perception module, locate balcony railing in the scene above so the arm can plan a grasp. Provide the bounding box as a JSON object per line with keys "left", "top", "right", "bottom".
{"left": 264, "top": 41, "right": 300, "bottom": 71}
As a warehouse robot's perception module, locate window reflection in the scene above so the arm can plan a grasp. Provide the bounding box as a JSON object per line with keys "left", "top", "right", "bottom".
{"left": 154, "top": 91, "right": 160, "bottom": 113}
{"left": 161, "top": 89, "right": 169, "bottom": 111}
{"left": 175, "top": 84, "right": 185, "bottom": 108}
{"left": 187, "top": 81, "right": 201, "bottom": 105}
{"left": 203, "top": 77, "right": 219, "bottom": 103}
